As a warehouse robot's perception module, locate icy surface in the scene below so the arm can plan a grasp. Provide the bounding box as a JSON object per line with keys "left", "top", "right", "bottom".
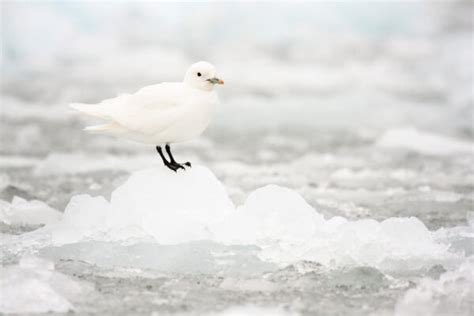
{"left": 395, "top": 258, "right": 474, "bottom": 316}
{"left": 39, "top": 166, "right": 459, "bottom": 272}
{"left": 51, "top": 166, "right": 235, "bottom": 244}
{"left": 34, "top": 153, "right": 157, "bottom": 175}
{"left": 376, "top": 128, "right": 473, "bottom": 156}
{"left": 212, "top": 305, "right": 297, "bottom": 316}
{"left": 0, "top": 196, "right": 61, "bottom": 226}
{"left": 1, "top": 1, "right": 473, "bottom": 315}
{"left": 0, "top": 255, "right": 91, "bottom": 314}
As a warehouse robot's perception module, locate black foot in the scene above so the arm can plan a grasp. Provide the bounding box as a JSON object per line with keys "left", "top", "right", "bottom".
{"left": 166, "top": 162, "right": 186, "bottom": 172}
{"left": 157, "top": 144, "right": 192, "bottom": 172}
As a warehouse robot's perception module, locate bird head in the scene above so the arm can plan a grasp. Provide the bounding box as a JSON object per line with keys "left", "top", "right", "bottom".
{"left": 184, "top": 61, "right": 224, "bottom": 91}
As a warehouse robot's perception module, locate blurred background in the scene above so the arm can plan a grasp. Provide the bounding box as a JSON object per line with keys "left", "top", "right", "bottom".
{"left": 1, "top": 1, "right": 473, "bottom": 315}
{"left": 2, "top": 1, "right": 472, "bottom": 139}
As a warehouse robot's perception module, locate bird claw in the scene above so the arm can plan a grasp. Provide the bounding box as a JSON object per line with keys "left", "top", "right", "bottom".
{"left": 166, "top": 162, "right": 191, "bottom": 172}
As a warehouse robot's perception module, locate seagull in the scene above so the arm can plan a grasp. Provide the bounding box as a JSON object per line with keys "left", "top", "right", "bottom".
{"left": 70, "top": 61, "right": 224, "bottom": 172}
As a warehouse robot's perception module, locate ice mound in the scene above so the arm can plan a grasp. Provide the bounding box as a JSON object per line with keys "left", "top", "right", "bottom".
{"left": 43, "top": 165, "right": 458, "bottom": 272}
{"left": 214, "top": 185, "right": 324, "bottom": 245}
{"left": 52, "top": 166, "right": 234, "bottom": 244}
{"left": 395, "top": 258, "right": 474, "bottom": 316}
{"left": 0, "top": 255, "right": 91, "bottom": 314}
{"left": 376, "top": 128, "right": 473, "bottom": 156}
{"left": 0, "top": 196, "right": 61, "bottom": 226}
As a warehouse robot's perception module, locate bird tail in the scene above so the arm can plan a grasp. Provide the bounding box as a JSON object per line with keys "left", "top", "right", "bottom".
{"left": 70, "top": 102, "right": 109, "bottom": 119}
{"left": 83, "top": 122, "right": 119, "bottom": 133}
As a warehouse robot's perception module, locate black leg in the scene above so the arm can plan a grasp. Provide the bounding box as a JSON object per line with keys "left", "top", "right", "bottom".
{"left": 155, "top": 146, "right": 168, "bottom": 165}
{"left": 156, "top": 146, "right": 181, "bottom": 172}
{"left": 165, "top": 144, "right": 191, "bottom": 168}
{"left": 165, "top": 144, "right": 177, "bottom": 164}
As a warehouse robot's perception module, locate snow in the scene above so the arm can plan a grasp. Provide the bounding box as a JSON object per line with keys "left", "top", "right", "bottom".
{"left": 376, "top": 128, "right": 474, "bottom": 156}
{"left": 0, "top": 255, "right": 91, "bottom": 314}
{"left": 0, "top": 196, "right": 62, "bottom": 226}
{"left": 395, "top": 258, "right": 474, "bottom": 316}
{"left": 45, "top": 166, "right": 457, "bottom": 272}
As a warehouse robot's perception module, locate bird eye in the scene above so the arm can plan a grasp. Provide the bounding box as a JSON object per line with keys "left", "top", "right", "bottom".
{"left": 197, "top": 72, "right": 202, "bottom": 77}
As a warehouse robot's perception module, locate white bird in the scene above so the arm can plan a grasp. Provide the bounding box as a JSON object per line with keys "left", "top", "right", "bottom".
{"left": 70, "top": 61, "right": 224, "bottom": 172}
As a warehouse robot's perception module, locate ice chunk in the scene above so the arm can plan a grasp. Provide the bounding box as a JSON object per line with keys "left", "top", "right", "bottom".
{"left": 376, "top": 128, "right": 473, "bottom": 156}
{"left": 51, "top": 194, "right": 110, "bottom": 244}
{"left": 395, "top": 258, "right": 474, "bottom": 316}
{"left": 44, "top": 166, "right": 457, "bottom": 272}
{"left": 0, "top": 255, "right": 91, "bottom": 314}
{"left": 52, "top": 166, "right": 235, "bottom": 244}
{"left": 215, "top": 185, "right": 324, "bottom": 245}
{"left": 0, "top": 196, "right": 61, "bottom": 226}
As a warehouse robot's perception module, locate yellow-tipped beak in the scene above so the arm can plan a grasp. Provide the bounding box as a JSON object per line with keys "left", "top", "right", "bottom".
{"left": 208, "top": 78, "right": 224, "bottom": 85}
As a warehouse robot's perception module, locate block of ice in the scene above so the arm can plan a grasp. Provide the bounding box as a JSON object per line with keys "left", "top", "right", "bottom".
{"left": 52, "top": 166, "right": 235, "bottom": 245}
{"left": 376, "top": 128, "right": 474, "bottom": 156}
{"left": 0, "top": 255, "right": 92, "bottom": 314}
{"left": 51, "top": 194, "right": 110, "bottom": 244}
{"left": 395, "top": 258, "right": 474, "bottom": 316}
{"left": 0, "top": 196, "right": 61, "bottom": 226}
{"left": 214, "top": 185, "right": 324, "bottom": 245}
{"left": 42, "top": 165, "right": 458, "bottom": 272}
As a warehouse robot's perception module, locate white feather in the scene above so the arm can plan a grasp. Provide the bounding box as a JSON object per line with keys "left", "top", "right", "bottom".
{"left": 70, "top": 61, "right": 221, "bottom": 144}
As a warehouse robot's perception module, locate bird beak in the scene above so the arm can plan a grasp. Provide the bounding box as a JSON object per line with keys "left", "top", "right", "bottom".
{"left": 207, "top": 77, "right": 224, "bottom": 85}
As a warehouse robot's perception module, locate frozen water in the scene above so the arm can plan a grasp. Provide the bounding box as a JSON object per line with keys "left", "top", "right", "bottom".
{"left": 51, "top": 166, "right": 235, "bottom": 244}
{"left": 1, "top": 1, "right": 472, "bottom": 315}
{"left": 34, "top": 153, "right": 157, "bottom": 175}
{"left": 0, "top": 255, "right": 92, "bottom": 314}
{"left": 0, "top": 196, "right": 61, "bottom": 226}
{"left": 376, "top": 128, "right": 473, "bottom": 156}
{"left": 395, "top": 258, "right": 474, "bottom": 316}
{"left": 41, "top": 241, "right": 275, "bottom": 277}
{"left": 37, "top": 166, "right": 460, "bottom": 273}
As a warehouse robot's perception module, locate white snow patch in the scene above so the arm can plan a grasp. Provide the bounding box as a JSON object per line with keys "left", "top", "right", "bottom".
{"left": 376, "top": 128, "right": 473, "bottom": 156}
{"left": 0, "top": 196, "right": 61, "bottom": 226}
{"left": 44, "top": 166, "right": 456, "bottom": 271}
{"left": 0, "top": 255, "right": 91, "bottom": 314}
{"left": 395, "top": 258, "right": 474, "bottom": 316}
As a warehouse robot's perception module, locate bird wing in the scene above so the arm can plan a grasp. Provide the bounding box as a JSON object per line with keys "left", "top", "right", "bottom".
{"left": 72, "top": 82, "right": 187, "bottom": 135}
